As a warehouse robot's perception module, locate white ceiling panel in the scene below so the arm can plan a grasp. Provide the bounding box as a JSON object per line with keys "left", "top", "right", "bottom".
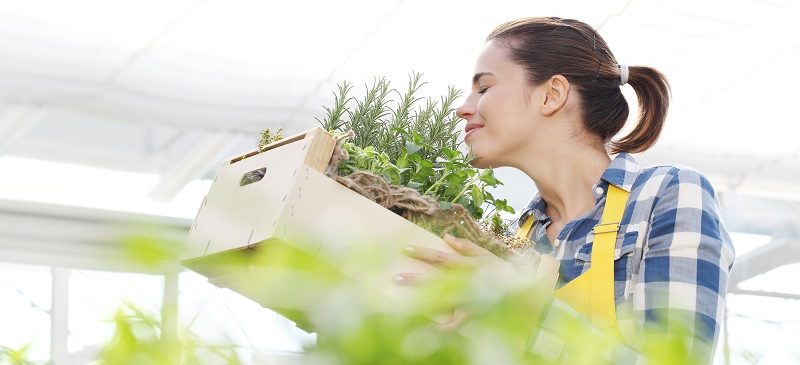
{"left": 0, "top": 0, "right": 797, "bottom": 207}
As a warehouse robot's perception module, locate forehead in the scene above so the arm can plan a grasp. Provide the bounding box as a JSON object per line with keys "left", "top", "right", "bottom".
{"left": 474, "top": 40, "right": 522, "bottom": 76}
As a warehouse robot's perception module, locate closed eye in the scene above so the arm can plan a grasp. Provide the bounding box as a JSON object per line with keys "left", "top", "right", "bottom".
{"left": 477, "top": 87, "right": 489, "bottom": 94}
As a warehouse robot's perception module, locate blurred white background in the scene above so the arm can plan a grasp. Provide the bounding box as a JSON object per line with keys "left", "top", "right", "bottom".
{"left": 0, "top": 0, "right": 798, "bottom": 364}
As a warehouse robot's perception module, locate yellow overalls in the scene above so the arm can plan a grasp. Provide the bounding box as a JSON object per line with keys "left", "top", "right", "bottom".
{"left": 516, "top": 184, "right": 629, "bottom": 336}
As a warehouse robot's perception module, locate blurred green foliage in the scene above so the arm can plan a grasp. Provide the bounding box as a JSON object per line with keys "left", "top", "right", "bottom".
{"left": 122, "top": 233, "right": 183, "bottom": 270}
{"left": 239, "top": 238, "right": 718, "bottom": 364}
{"left": 97, "top": 301, "right": 241, "bottom": 365}
{"left": 0, "top": 344, "right": 34, "bottom": 365}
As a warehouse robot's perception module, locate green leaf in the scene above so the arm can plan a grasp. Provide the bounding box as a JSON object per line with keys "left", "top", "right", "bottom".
{"left": 405, "top": 141, "right": 421, "bottom": 155}
{"left": 470, "top": 185, "right": 485, "bottom": 207}
{"left": 493, "top": 199, "right": 515, "bottom": 214}
{"left": 441, "top": 148, "right": 459, "bottom": 160}
{"left": 468, "top": 204, "right": 484, "bottom": 219}
{"left": 479, "top": 168, "right": 500, "bottom": 186}
{"left": 452, "top": 172, "right": 469, "bottom": 184}
{"left": 396, "top": 152, "right": 409, "bottom": 168}
{"left": 414, "top": 166, "right": 435, "bottom": 181}
{"left": 407, "top": 181, "right": 424, "bottom": 191}
{"left": 491, "top": 213, "right": 504, "bottom": 232}
{"left": 381, "top": 166, "right": 402, "bottom": 185}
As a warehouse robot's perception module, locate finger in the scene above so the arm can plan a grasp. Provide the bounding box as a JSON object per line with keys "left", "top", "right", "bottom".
{"left": 392, "top": 272, "right": 430, "bottom": 286}
{"left": 442, "top": 233, "right": 491, "bottom": 257}
{"left": 436, "top": 308, "right": 470, "bottom": 332}
{"left": 403, "top": 245, "right": 466, "bottom": 270}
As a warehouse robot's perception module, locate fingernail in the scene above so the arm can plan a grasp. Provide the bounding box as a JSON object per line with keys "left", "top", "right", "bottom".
{"left": 403, "top": 246, "right": 415, "bottom": 254}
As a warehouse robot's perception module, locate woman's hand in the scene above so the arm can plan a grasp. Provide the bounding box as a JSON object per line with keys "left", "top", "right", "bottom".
{"left": 396, "top": 233, "right": 523, "bottom": 281}
{"left": 394, "top": 233, "right": 495, "bottom": 281}
{"left": 394, "top": 233, "right": 525, "bottom": 330}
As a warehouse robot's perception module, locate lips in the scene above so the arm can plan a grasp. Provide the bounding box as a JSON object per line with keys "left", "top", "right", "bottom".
{"left": 464, "top": 122, "right": 484, "bottom": 134}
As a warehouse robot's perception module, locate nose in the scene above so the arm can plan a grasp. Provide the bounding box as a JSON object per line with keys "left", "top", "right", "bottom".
{"left": 456, "top": 100, "right": 475, "bottom": 120}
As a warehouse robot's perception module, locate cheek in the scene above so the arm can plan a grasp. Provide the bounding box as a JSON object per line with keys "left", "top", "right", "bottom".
{"left": 475, "top": 93, "right": 498, "bottom": 116}
{"left": 476, "top": 90, "right": 527, "bottom": 127}
{"left": 473, "top": 90, "right": 534, "bottom": 148}
{"left": 475, "top": 87, "right": 498, "bottom": 108}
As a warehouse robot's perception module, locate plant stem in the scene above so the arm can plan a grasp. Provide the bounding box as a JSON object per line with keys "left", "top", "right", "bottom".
{"left": 423, "top": 171, "right": 449, "bottom": 195}
{"left": 450, "top": 177, "right": 479, "bottom": 203}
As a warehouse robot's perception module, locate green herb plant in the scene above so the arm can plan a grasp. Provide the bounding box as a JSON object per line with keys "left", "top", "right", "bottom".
{"left": 258, "top": 128, "right": 284, "bottom": 151}
{"left": 315, "top": 73, "right": 515, "bottom": 231}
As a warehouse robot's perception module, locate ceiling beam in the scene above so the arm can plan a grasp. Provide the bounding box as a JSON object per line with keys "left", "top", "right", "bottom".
{"left": 0, "top": 102, "right": 47, "bottom": 155}
{"left": 148, "top": 131, "right": 240, "bottom": 202}
{"left": 640, "top": 147, "right": 800, "bottom": 204}
{"left": 0, "top": 198, "right": 189, "bottom": 272}
{"left": 718, "top": 192, "right": 800, "bottom": 237}
{"left": 728, "top": 288, "right": 800, "bottom": 300}
{"left": 729, "top": 238, "right": 800, "bottom": 288}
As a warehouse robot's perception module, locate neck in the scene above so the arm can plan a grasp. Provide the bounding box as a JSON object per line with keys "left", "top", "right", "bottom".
{"left": 517, "top": 142, "right": 612, "bottom": 224}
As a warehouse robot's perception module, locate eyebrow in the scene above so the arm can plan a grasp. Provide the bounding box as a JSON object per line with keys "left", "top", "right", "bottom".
{"left": 472, "top": 72, "right": 494, "bottom": 86}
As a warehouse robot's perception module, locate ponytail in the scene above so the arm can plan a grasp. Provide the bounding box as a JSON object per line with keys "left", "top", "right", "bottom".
{"left": 609, "top": 66, "right": 671, "bottom": 154}
{"left": 487, "top": 17, "right": 672, "bottom": 155}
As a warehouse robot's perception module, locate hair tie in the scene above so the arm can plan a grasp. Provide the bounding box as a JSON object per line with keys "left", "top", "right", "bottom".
{"left": 619, "top": 64, "right": 629, "bottom": 86}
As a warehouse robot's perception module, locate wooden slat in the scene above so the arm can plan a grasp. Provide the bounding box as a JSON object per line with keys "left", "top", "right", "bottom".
{"left": 301, "top": 128, "right": 336, "bottom": 172}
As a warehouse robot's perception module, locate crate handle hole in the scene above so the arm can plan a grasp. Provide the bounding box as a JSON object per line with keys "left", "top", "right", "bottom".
{"left": 240, "top": 167, "right": 267, "bottom": 186}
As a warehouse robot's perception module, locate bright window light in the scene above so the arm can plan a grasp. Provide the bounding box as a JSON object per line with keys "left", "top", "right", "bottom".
{"left": 68, "top": 269, "right": 164, "bottom": 354}
{"left": 0, "top": 155, "right": 209, "bottom": 218}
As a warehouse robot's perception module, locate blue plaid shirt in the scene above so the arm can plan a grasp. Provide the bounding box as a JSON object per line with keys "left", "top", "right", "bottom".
{"left": 519, "top": 152, "right": 735, "bottom": 364}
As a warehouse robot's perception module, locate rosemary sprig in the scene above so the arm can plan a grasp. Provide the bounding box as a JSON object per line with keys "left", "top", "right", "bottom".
{"left": 316, "top": 81, "right": 354, "bottom": 132}
{"left": 316, "top": 73, "right": 515, "bottom": 228}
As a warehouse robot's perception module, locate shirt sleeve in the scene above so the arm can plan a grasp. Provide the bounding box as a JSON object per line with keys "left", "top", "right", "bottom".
{"left": 635, "top": 167, "right": 735, "bottom": 359}
{"left": 527, "top": 167, "right": 736, "bottom": 364}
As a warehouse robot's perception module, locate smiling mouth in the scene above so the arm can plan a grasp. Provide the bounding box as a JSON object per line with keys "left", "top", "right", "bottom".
{"left": 465, "top": 125, "right": 483, "bottom": 139}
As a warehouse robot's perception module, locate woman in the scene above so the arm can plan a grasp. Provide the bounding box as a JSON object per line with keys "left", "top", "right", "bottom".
{"left": 397, "top": 17, "right": 735, "bottom": 363}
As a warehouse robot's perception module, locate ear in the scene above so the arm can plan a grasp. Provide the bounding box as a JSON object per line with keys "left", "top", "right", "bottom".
{"left": 539, "top": 75, "right": 570, "bottom": 116}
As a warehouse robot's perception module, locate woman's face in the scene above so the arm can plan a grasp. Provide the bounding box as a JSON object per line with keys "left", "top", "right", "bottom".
{"left": 457, "top": 40, "right": 543, "bottom": 169}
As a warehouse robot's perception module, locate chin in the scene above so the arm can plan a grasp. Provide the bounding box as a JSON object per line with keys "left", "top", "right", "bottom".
{"left": 468, "top": 155, "right": 494, "bottom": 169}
{"left": 467, "top": 140, "right": 506, "bottom": 168}
{"left": 466, "top": 143, "right": 494, "bottom": 168}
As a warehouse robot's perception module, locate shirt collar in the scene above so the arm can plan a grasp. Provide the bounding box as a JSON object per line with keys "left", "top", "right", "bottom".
{"left": 600, "top": 152, "right": 641, "bottom": 192}
{"left": 518, "top": 194, "right": 548, "bottom": 227}
{"left": 516, "top": 152, "right": 641, "bottom": 227}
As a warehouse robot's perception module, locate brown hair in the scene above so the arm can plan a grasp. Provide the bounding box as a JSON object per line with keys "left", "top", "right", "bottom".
{"left": 487, "top": 17, "right": 670, "bottom": 154}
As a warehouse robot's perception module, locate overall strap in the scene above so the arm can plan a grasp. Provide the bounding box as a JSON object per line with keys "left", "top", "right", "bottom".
{"left": 515, "top": 213, "right": 535, "bottom": 240}
{"left": 515, "top": 184, "right": 630, "bottom": 332}
{"left": 589, "top": 184, "right": 628, "bottom": 329}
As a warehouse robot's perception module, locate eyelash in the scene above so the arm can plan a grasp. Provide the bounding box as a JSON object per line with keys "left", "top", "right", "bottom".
{"left": 477, "top": 87, "right": 489, "bottom": 94}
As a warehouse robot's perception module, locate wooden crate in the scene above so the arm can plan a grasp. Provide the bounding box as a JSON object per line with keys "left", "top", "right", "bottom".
{"left": 182, "top": 127, "right": 459, "bottom": 326}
